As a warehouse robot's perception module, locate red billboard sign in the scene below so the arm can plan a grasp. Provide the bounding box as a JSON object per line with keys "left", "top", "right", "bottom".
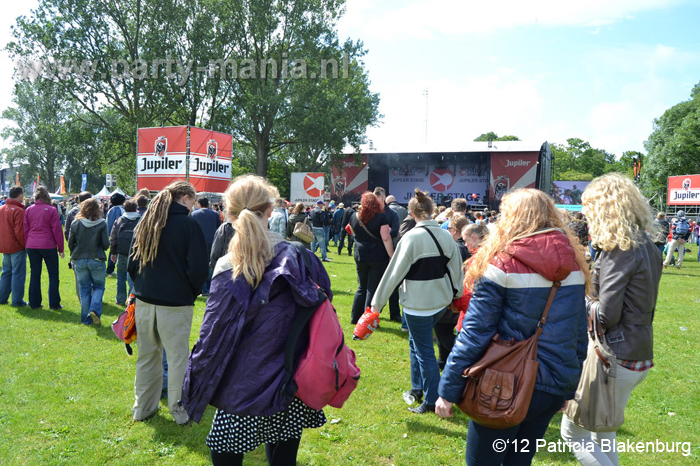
{"left": 331, "top": 155, "right": 369, "bottom": 199}
{"left": 667, "top": 174, "right": 700, "bottom": 205}
{"left": 489, "top": 152, "right": 540, "bottom": 202}
{"left": 137, "top": 126, "right": 232, "bottom": 193}
{"left": 188, "top": 127, "right": 233, "bottom": 193}
{"left": 137, "top": 126, "right": 188, "bottom": 191}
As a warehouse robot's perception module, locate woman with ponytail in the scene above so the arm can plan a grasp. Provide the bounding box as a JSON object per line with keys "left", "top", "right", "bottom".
{"left": 182, "top": 175, "right": 331, "bottom": 466}
{"left": 127, "top": 181, "right": 209, "bottom": 425}
{"left": 371, "top": 188, "right": 465, "bottom": 415}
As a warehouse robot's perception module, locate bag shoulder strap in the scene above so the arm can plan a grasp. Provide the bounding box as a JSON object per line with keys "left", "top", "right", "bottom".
{"left": 356, "top": 214, "right": 380, "bottom": 241}
{"left": 536, "top": 281, "right": 561, "bottom": 334}
{"left": 417, "top": 225, "right": 457, "bottom": 296}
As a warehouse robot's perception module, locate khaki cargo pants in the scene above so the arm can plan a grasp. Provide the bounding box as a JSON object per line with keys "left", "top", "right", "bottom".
{"left": 132, "top": 298, "right": 193, "bottom": 424}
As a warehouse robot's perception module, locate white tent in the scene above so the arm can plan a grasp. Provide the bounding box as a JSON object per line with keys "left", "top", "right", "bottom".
{"left": 95, "top": 185, "right": 111, "bottom": 199}
{"left": 110, "top": 187, "right": 125, "bottom": 197}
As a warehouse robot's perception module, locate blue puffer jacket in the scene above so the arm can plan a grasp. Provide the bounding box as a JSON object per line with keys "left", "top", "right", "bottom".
{"left": 439, "top": 229, "right": 588, "bottom": 403}
{"left": 181, "top": 235, "right": 332, "bottom": 422}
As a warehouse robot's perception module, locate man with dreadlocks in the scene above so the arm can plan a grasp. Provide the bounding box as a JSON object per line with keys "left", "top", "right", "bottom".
{"left": 127, "top": 181, "right": 209, "bottom": 425}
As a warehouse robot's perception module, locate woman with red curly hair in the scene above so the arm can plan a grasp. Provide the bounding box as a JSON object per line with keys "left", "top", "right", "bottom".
{"left": 348, "top": 191, "right": 394, "bottom": 323}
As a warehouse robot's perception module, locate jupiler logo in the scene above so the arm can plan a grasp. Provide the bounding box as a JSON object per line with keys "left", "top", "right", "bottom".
{"left": 207, "top": 139, "right": 218, "bottom": 160}
{"left": 505, "top": 159, "right": 531, "bottom": 168}
{"left": 154, "top": 136, "right": 167, "bottom": 157}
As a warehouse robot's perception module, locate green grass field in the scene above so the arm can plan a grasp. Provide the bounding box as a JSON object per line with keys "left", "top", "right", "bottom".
{"left": 0, "top": 249, "right": 698, "bottom": 465}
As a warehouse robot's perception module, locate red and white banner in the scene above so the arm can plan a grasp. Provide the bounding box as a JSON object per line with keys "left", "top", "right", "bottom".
{"left": 668, "top": 174, "right": 700, "bottom": 205}
{"left": 489, "top": 152, "right": 540, "bottom": 202}
{"left": 137, "top": 126, "right": 232, "bottom": 193}
{"left": 137, "top": 126, "right": 188, "bottom": 191}
{"left": 291, "top": 172, "right": 325, "bottom": 204}
{"left": 331, "top": 154, "right": 369, "bottom": 199}
{"left": 188, "top": 127, "right": 233, "bottom": 193}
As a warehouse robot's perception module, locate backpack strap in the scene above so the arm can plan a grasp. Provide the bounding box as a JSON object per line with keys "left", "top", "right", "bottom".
{"left": 417, "top": 226, "right": 458, "bottom": 297}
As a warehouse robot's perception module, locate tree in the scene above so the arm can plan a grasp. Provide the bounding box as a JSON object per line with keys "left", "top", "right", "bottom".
{"left": 551, "top": 138, "right": 610, "bottom": 181}
{"left": 643, "top": 82, "right": 700, "bottom": 192}
{"left": 1, "top": 80, "right": 74, "bottom": 191}
{"left": 474, "top": 132, "right": 520, "bottom": 142}
{"left": 207, "top": 0, "right": 379, "bottom": 176}
{"left": 8, "top": 0, "right": 380, "bottom": 180}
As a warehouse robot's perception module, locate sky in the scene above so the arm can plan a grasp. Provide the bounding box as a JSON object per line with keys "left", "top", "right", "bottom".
{"left": 335, "top": 0, "right": 700, "bottom": 156}
{"left": 1, "top": 0, "right": 700, "bottom": 160}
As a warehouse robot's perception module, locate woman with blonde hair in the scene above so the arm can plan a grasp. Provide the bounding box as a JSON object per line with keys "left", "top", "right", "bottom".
{"left": 183, "top": 175, "right": 331, "bottom": 466}
{"left": 436, "top": 188, "right": 589, "bottom": 465}
{"left": 127, "top": 181, "right": 209, "bottom": 424}
{"left": 561, "top": 173, "right": 662, "bottom": 466}
{"left": 68, "top": 198, "right": 109, "bottom": 325}
{"left": 371, "top": 189, "right": 464, "bottom": 414}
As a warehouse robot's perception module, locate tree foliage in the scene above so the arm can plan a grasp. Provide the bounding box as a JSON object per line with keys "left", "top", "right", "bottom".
{"left": 551, "top": 138, "right": 615, "bottom": 181}
{"left": 1, "top": 80, "right": 73, "bottom": 191}
{"left": 474, "top": 132, "right": 520, "bottom": 142}
{"left": 643, "top": 82, "right": 700, "bottom": 192}
{"left": 4, "top": 0, "right": 380, "bottom": 188}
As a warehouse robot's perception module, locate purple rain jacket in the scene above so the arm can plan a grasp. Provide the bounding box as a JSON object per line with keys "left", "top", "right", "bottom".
{"left": 181, "top": 235, "right": 332, "bottom": 422}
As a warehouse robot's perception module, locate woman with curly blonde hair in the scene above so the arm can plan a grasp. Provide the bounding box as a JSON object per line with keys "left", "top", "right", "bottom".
{"left": 561, "top": 173, "right": 662, "bottom": 466}
{"left": 437, "top": 188, "right": 589, "bottom": 465}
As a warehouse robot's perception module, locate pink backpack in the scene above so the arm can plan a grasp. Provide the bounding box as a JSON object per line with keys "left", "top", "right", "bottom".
{"left": 283, "top": 244, "right": 361, "bottom": 411}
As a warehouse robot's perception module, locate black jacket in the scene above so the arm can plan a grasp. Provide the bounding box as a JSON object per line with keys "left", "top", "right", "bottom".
{"left": 309, "top": 206, "right": 330, "bottom": 228}
{"left": 68, "top": 219, "right": 110, "bottom": 261}
{"left": 128, "top": 202, "right": 209, "bottom": 306}
{"left": 387, "top": 201, "right": 408, "bottom": 224}
{"left": 210, "top": 221, "right": 235, "bottom": 270}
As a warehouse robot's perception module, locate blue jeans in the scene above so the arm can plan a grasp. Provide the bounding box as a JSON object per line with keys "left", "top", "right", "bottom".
{"left": 324, "top": 225, "right": 331, "bottom": 246}
{"left": 201, "top": 267, "right": 213, "bottom": 295}
{"left": 587, "top": 240, "right": 596, "bottom": 262}
{"left": 116, "top": 254, "right": 134, "bottom": 305}
{"left": 0, "top": 250, "right": 27, "bottom": 306}
{"left": 310, "top": 227, "right": 327, "bottom": 260}
{"left": 27, "top": 248, "right": 61, "bottom": 309}
{"left": 405, "top": 309, "right": 446, "bottom": 406}
{"left": 465, "top": 390, "right": 566, "bottom": 466}
{"left": 74, "top": 258, "right": 106, "bottom": 324}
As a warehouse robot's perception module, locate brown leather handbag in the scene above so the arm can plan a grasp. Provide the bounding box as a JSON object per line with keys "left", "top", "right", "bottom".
{"left": 456, "top": 281, "right": 561, "bottom": 429}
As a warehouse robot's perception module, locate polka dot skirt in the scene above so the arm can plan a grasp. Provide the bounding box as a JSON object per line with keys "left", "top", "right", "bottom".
{"left": 207, "top": 397, "right": 326, "bottom": 454}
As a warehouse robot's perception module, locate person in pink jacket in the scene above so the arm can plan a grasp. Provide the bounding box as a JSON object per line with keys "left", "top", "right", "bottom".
{"left": 23, "top": 186, "right": 65, "bottom": 309}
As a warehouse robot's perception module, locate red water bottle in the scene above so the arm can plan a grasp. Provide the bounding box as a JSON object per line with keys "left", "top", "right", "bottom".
{"left": 353, "top": 307, "right": 380, "bottom": 340}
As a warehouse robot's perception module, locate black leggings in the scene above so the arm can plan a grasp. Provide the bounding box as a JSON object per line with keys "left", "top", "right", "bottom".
{"left": 210, "top": 437, "right": 301, "bottom": 466}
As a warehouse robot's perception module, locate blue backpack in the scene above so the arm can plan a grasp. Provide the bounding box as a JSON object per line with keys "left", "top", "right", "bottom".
{"left": 675, "top": 219, "right": 690, "bottom": 235}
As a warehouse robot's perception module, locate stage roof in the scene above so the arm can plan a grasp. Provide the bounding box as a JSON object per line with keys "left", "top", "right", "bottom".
{"left": 350, "top": 141, "right": 545, "bottom": 155}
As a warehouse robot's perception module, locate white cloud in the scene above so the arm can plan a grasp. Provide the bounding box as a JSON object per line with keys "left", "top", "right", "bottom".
{"left": 366, "top": 73, "right": 546, "bottom": 152}
{"left": 340, "top": 0, "right": 685, "bottom": 39}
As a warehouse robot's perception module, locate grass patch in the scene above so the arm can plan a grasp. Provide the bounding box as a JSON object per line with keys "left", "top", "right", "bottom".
{"left": 0, "top": 250, "right": 698, "bottom": 465}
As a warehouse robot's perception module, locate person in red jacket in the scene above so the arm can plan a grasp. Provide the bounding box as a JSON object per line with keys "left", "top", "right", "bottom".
{"left": 23, "top": 186, "right": 65, "bottom": 309}
{"left": 0, "top": 186, "right": 27, "bottom": 306}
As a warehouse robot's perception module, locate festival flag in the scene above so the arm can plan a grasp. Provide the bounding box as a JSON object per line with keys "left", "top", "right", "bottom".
{"left": 16, "top": 172, "right": 20, "bottom": 186}
{"left": 60, "top": 175, "right": 66, "bottom": 194}
{"left": 81, "top": 174, "right": 87, "bottom": 191}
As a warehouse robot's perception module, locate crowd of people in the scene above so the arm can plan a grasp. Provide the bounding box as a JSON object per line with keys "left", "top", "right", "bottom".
{"left": 0, "top": 172, "right": 691, "bottom": 465}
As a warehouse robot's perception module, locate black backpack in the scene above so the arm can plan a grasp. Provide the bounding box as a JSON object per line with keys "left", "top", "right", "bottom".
{"left": 117, "top": 217, "right": 140, "bottom": 256}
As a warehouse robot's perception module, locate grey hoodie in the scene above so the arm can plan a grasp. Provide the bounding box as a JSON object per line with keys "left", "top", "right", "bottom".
{"left": 68, "top": 218, "right": 110, "bottom": 261}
